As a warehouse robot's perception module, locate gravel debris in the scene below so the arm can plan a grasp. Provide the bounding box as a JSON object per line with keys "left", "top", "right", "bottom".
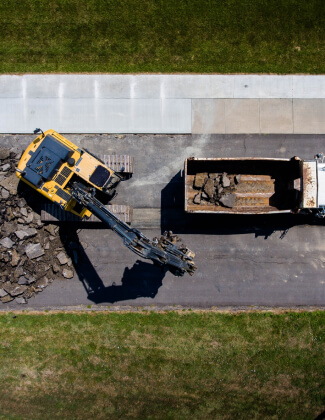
{"left": 0, "top": 148, "right": 76, "bottom": 304}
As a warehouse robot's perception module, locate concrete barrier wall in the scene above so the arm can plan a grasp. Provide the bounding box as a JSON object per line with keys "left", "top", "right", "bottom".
{"left": 1, "top": 74, "right": 325, "bottom": 134}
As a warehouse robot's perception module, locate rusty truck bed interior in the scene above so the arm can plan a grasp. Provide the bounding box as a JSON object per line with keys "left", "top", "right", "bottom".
{"left": 185, "top": 159, "right": 301, "bottom": 213}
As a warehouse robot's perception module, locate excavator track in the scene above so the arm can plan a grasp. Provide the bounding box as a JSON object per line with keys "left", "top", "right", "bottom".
{"left": 99, "top": 154, "right": 134, "bottom": 175}
{"left": 41, "top": 203, "right": 133, "bottom": 224}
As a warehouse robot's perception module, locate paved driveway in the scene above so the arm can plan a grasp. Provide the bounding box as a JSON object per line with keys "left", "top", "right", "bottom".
{"left": 1, "top": 133, "right": 325, "bottom": 308}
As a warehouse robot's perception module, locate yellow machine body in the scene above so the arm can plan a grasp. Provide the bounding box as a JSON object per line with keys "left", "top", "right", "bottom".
{"left": 16, "top": 130, "right": 118, "bottom": 218}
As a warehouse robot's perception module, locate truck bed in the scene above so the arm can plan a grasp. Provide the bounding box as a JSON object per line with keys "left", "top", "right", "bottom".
{"left": 185, "top": 157, "right": 302, "bottom": 214}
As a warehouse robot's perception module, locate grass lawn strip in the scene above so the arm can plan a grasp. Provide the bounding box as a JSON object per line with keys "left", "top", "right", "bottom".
{"left": 0, "top": 311, "right": 324, "bottom": 419}
{"left": 0, "top": 0, "right": 325, "bottom": 73}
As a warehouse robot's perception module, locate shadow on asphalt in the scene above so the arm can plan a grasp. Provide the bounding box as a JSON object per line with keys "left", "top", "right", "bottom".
{"left": 160, "top": 170, "right": 324, "bottom": 239}
{"left": 18, "top": 176, "right": 324, "bottom": 305}
{"left": 58, "top": 227, "right": 165, "bottom": 304}
{"left": 17, "top": 181, "right": 166, "bottom": 304}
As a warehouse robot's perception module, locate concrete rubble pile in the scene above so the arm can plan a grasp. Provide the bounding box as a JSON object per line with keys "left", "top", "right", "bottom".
{"left": 193, "top": 172, "right": 240, "bottom": 208}
{"left": 0, "top": 148, "right": 77, "bottom": 304}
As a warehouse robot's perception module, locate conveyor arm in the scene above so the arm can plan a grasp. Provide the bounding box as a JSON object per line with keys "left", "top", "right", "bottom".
{"left": 70, "top": 183, "right": 197, "bottom": 276}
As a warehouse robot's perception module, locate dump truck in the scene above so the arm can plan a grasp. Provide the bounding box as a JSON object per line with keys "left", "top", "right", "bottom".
{"left": 184, "top": 155, "right": 325, "bottom": 216}
{"left": 16, "top": 129, "right": 197, "bottom": 276}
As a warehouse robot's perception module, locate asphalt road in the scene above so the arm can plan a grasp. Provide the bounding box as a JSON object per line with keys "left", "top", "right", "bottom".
{"left": 1, "top": 133, "right": 325, "bottom": 308}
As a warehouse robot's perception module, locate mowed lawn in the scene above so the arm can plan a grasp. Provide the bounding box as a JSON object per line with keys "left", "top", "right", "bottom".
{"left": 0, "top": 311, "right": 324, "bottom": 419}
{"left": 0, "top": 0, "right": 325, "bottom": 73}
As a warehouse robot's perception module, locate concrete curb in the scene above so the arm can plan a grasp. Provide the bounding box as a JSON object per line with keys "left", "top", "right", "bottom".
{"left": 1, "top": 74, "right": 325, "bottom": 134}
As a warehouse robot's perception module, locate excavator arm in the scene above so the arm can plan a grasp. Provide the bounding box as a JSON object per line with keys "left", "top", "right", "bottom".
{"left": 70, "top": 183, "right": 197, "bottom": 276}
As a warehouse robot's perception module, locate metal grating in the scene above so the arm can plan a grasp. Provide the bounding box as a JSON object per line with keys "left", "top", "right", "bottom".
{"left": 56, "top": 188, "right": 71, "bottom": 202}
{"left": 55, "top": 174, "right": 66, "bottom": 186}
{"left": 61, "top": 167, "right": 72, "bottom": 177}
{"left": 36, "top": 156, "right": 52, "bottom": 174}
{"left": 54, "top": 166, "right": 72, "bottom": 186}
{"left": 100, "top": 155, "right": 134, "bottom": 174}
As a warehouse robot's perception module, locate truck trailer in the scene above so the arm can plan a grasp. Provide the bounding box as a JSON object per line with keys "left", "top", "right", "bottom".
{"left": 184, "top": 155, "right": 325, "bottom": 216}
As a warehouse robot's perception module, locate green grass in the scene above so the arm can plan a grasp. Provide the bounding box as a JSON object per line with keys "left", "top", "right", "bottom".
{"left": 0, "top": 311, "right": 324, "bottom": 419}
{"left": 0, "top": 0, "right": 325, "bottom": 73}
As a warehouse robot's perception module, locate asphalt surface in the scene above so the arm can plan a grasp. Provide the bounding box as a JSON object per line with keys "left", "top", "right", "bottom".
{"left": 1, "top": 133, "right": 325, "bottom": 308}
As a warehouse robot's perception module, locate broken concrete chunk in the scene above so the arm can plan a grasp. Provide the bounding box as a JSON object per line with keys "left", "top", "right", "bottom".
{"left": 222, "top": 173, "right": 231, "bottom": 188}
{"left": 18, "top": 275, "right": 36, "bottom": 285}
{"left": 0, "top": 149, "right": 11, "bottom": 160}
{"left": 18, "top": 276, "right": 28, "bottom": 285}
{"left": 0, "top": 237, "right": 15, "bottom": 249}
{"left": 20, "top": 207, "right": 28, "bottom": 217}
{"left": 208, "top": 173, "right": 219, "bottom": 180}
{"left": 204, "top": 178, "right": 215, "bottom": 199}
{"left": 10, "top": 249, "right": 20, "bottom": 267}
{"left": 219, "top": 193, "right": 236, "bottom": 208}
{"left": 1, "top": 295, "right": 14, "bottom": 303}
{"left": 0, "top": 174, "right": 19, "bottom": 195}
{"left": 1, "top": 163, "right": 11, "bottom": 172}
{"left": 52, "top": 263, "right": 60, "bottom": 273}
{"left": 15, "top": 296, "right": 27, "bottom": 304}
{"left": 193, "top": 192, "right": 201, "bottom": 204}
{"left": 235, "top": 175, "right": 241, "bottom": 184}
{"left": 17, "top": 198, "right": 27, "bottom": 207}
{"left": 62, "top": 268, "right": 74, "bottom": 279}
{"left": 26, "top": 275, "right": 36, "bottom": 284}
{"left": 0, "top": 289, "right": 8, "bottom": 297}
{"left": 201, "top": 191, "right": 209, "bottom": 200}
{"left": 14, "top": 266, "right": 25, "bottom": 279}
{"left": 1, "top": 221, "right": 17, "bottom": 236}
{"left": 24, "top": 212, "right": 34, "bottom": 224}
{"left": 194, "top": 173, "right": 207, "bottom": 189}
{"left": 35, "top": 277, "right": 49, "bottom": 289}
{"left": 15, "top": 227, "right": 37, "bottom": 240}
{"left": 44, "top": 224, "right": 57, "bottom": 236}
{"left": 18, "top": 274, "right": 36, "bottom": 285}
{"left": 3, "top": 282, "right": 28, "bottom": 297}
{"left": 25, "top": 243, "right": 45, "bottom": 259}
{"left": 56, "top": 251, "right": 68, "bottom": 265}
{"left": 1, "top": 188, "right": 9, "bottom": 199}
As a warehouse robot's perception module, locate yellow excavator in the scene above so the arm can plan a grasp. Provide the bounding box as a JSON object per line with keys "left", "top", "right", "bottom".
{"left": 16, "top": 129, "right": 197, "bottom": 276}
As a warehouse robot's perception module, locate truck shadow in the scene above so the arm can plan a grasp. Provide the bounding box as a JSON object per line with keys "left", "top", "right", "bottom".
{"left": 58, "top": 227, "right": 165, "bottom": 304}
{"left": 161, "top": 171, "right": 323, "bottom": 239}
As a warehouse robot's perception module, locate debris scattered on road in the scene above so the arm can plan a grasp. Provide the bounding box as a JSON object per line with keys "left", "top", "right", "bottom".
{"left": 0, "top": 148, "right": 76, "bottom": 304}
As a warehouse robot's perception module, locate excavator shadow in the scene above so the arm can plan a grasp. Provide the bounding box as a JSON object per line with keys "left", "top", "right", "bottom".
{"left": 58, "top": 227, "right": 165, "bottom": 304}
{"left": 17, "top": 181, "right": 166, "bottom": 304}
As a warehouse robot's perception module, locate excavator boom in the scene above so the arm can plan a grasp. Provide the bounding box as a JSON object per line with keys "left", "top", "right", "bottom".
{"left": 70, "top": 183, "right": 197, "bottom": 276}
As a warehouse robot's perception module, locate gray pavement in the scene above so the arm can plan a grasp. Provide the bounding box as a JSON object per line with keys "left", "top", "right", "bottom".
{"left": 1, "top": 133, "right": 325, "bottom": 309}
{"left": 1, "top": 74, "right": 325, "bottom": 134}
